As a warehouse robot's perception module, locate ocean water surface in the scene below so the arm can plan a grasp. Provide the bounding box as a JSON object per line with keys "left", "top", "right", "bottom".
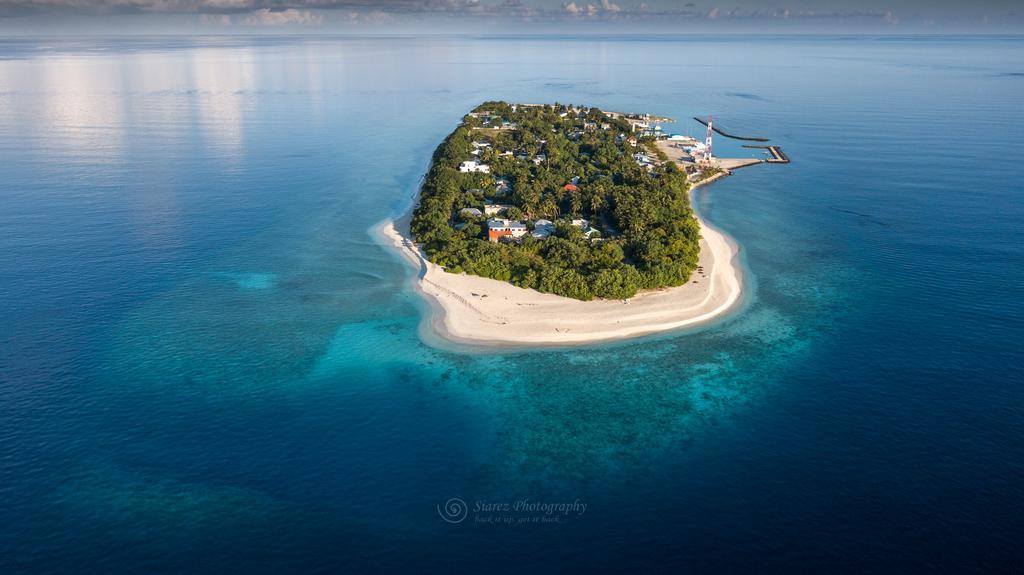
{"left": 1, "top": 35, "right": 1022, "bottom": 572}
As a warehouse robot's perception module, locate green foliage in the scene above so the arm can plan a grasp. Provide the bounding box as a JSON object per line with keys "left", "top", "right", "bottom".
{"left": 592, "top": 267, "right": 644, "bottom": 300}
{"left": 538, "top": 266, "right": 593, "bottom": 301}
{"left": 411, "top": 101, "right": 701, "bottom": 301}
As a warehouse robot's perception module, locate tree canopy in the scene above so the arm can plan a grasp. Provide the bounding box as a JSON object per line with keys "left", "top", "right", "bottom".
{"left": 411, "top": 101, "right": 701, "bottom": 301}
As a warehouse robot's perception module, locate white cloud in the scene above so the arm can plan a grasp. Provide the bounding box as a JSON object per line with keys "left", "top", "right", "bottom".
{"left": 563, "top": 1, "right": 619, "bottom": 17}
{"left": 2, "top": 0, "right": 1017, "bottom": 31}
{"left": 241, "top": 8, "right": 323, "bottom": 26}
{"left": 337, "top": 8, "right": 393, "bottom": 24}
{"left": 198, "top": 12, "right": 232, "bottom": 25}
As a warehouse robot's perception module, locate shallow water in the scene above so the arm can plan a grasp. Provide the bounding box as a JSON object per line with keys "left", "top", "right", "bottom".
{"left": 1, "top": 35, "right": 1022, "bottom": 573}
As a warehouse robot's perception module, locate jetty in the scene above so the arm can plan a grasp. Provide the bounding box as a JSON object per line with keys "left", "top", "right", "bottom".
{"left": 718, "top": 158, "right": 764, "bottom": 170}
{"left": 692, "top": 117, "right": 769, "bottom": 142}
{"left": 743, "top": 145, "right": 790, "bottom": 163}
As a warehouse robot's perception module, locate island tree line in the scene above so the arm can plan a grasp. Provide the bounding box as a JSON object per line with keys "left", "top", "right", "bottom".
{"left": 411, "top": 101, "right": 701, "bottom": 300}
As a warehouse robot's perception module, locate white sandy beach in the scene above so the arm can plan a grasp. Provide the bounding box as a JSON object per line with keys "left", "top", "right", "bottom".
{"left": 375, "top": 187, "right": 743, "bottom": 348}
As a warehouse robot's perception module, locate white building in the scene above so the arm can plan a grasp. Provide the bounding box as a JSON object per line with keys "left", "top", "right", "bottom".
{"left": 483, "top": 204, "right": 512, "bottom": 216}
{"left": 487, "top": 219, "right": 528, "bottom": 242}
{"left": 459, "top": 160, "right": 491, "bottom": 173}
{"left": 633, "top": 153, "right": 655, "bottom": 166}
{"left": 531, "top": 219, "right": 555, "bottom": 239}
{"left": 569, "top": 218, "right": 600, "bottom": 239}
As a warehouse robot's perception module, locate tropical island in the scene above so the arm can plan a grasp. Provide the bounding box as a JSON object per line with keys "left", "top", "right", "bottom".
{"left": 376, "top": 101, "right": 776, "bottom": 347}
{"left": 410, "top": 101, "right": 706, "bottom": 300}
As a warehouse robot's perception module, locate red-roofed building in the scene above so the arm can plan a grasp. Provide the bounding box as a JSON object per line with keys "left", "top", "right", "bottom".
{"left": 563, "top": 183, "right": 578, "bottom": 192}
{"left": 487, "top": 219, "right": 528, "bottom": 242}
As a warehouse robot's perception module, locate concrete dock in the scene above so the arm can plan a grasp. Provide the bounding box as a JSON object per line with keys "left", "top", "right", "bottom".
{"left": 718, "top": 158, "right": 764, "bottom": 170}
{"left": 654, "top": 140, "right": 765, "bottom": 171}
{"left": 742, "top": 145, "right": 790, "bottom": 163}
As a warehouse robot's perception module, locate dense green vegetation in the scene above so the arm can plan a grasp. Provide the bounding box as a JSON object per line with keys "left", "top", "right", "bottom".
{"left": 411, "top": 101, "right": 701, "bottom": 301}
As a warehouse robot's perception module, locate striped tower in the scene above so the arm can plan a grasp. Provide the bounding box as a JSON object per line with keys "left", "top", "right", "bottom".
{"left": 704, "top": 115, "right": 714, "bottom": 164}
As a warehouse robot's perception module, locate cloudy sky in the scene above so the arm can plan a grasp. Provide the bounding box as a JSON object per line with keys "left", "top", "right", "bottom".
{"left": 1, "top": 0, "right": 1021, "bottom": 33}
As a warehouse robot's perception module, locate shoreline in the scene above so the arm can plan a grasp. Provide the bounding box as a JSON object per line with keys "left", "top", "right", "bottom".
{"left": 373, "top": 176, "right": 745, "bottom": 349}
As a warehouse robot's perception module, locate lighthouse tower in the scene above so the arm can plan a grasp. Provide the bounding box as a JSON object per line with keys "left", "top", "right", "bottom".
{"left": 704, "top": 115, "right": 714, "bottom": 165}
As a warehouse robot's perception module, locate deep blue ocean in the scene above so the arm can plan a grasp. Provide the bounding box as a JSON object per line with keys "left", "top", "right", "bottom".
{"left": 1, "top": 35, "right": 1022, "bottom": 573}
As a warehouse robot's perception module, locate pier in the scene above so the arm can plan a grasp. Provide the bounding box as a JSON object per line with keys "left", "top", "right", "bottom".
{"left": 743, "top": 145, "right": 790, "bottom": 163}
{"left": 718, "top": 158, "right": 764, "bottom": 170}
